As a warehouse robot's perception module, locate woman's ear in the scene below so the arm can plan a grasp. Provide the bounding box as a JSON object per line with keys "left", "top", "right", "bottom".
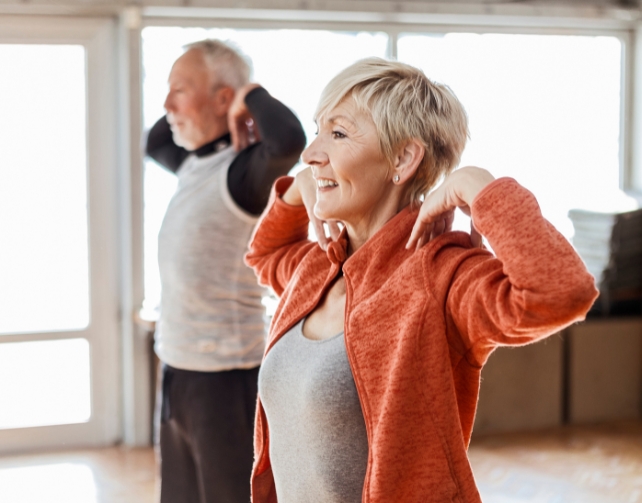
{"left": 392, "top": 139, "right": 424, "bottom": 184}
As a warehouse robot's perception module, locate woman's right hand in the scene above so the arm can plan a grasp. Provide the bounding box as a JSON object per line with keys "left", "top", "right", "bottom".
{"left": 407, "top": 166, "right": 495, "bottom": 250}
{"left": 282, "top": 167, "right": 341, "bottom": 250}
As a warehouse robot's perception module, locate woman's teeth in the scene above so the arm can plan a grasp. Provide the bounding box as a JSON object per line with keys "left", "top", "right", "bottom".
{"left": 317, "top": 179, "right": 338, "bottom": 188}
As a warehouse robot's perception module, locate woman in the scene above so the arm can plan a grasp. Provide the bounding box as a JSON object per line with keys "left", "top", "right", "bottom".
{"left": 245, "top": 58, "right": 597, "bottom": 503}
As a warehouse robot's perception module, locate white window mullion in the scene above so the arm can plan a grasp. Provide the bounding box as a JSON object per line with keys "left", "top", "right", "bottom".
{"left": 628, "top": 24, "right": 642, "bottom": 200}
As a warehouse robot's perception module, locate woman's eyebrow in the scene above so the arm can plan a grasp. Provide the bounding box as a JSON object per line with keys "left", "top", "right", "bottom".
{"left": 327, "top": 114, "right": 357, "bottom": 127}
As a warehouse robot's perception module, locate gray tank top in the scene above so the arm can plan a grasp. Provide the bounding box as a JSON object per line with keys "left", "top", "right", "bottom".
{"left": 258, "top": 319, "right": 368, "bottom": 503}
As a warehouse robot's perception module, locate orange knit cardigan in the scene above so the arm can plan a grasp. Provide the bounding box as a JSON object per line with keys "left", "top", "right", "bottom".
{"left": 245, "top": 176, "right": 598, "bottom": 503}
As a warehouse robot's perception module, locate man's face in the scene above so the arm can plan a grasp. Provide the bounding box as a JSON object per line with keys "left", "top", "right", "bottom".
{"left": 164, "top": 50, "right": 226, "bottom": 151}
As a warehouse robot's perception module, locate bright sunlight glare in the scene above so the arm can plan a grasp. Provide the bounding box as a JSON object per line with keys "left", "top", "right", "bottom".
{"left": 0, "top": 463, "right": 97, "bottom": 503}
{"left": 0, "top": 339, "right": 91, "bottom": 430}
{"left": 0, "top": 45, "right": 89, "bottom": 335}
{"left": 398, "top": 33, "right": 637, "bottom": 234}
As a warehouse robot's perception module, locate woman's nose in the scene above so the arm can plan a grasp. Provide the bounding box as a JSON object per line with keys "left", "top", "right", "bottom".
{"left": 301, "top": 136, "right": 326, "bottom": 166}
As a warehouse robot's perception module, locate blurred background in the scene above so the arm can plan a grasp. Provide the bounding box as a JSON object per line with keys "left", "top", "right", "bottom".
{"left": 0, "top": 0, "right": 642, "bottom": 501}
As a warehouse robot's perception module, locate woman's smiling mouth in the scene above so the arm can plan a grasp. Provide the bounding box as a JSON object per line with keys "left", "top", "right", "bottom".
{"left": 317, "top": 178, "right": 338, "bottom": 189}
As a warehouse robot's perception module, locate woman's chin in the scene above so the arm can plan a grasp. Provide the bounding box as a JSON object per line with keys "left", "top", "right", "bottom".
{"left": 313, "top": 204, "right": 340, "bottom": 223}
{"left": 315, "top": 212, "right": 337, "bottom": 222}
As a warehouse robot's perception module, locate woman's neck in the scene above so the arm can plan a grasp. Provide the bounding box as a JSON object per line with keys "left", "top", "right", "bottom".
{"left": 344, "top": 195, "right": 409, "bottom": 256}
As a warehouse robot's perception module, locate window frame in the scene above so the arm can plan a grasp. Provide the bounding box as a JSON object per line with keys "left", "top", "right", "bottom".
{"left": 0, "top": 14, "right": 121, "bottom": 453}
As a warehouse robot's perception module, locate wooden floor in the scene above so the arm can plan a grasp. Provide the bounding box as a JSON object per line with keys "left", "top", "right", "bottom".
{"left": 469, "top": 421, "right": 642, "bottom": 502}
{"left": 0, "top": 445, "right": 156, "bottom": 503}
{"left": 0, "top": 422, "right": 639, "bottom": 503}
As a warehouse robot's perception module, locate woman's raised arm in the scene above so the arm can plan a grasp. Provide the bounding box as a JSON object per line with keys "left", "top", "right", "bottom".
{"left": 420, "top": 171, "right": 598, "bottom": 365}
{"left": 245, "top": 176, "right": 317, "bottom": 296}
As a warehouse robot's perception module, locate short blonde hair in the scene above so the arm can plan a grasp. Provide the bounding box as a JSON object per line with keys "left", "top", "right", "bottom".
{"left": 315, "top": 58, "right": 469, "bottom": 206}
{"left": 184, "top": 39, "right": 252, "bottom": 90}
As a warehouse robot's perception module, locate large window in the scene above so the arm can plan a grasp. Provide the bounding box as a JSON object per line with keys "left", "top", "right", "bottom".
{"left": 0, "top": 45, "right": 90, "bottom": 430}
{"left": 0, "top": 16, "right": 120, "bottom": 453}
{"left": 141, "top": 26, "right": 631, "bottom": 309}
{"left": 398, "top": 32, "right": 634, "bottom": 235}
{"left": 0, "top": 44, "right": 89, "bottom": 335}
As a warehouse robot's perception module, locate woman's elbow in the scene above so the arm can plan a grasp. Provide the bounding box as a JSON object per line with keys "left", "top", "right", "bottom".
{"left": 575, "top": 272, "right": 600, "bottom": 315}
{"left": 550, "top": 270, "right": 599, "bottom": 322}
{"left": 243, "top": 252, "right": 262, "bottom": 276}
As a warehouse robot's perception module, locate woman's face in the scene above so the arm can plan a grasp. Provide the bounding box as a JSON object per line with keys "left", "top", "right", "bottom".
{"left": 302, "top": 98, "right": 392, "bottom": 226}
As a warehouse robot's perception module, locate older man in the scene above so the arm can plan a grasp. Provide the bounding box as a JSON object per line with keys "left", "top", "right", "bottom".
{"left": 145, "top": 40, "right": 305, "bottom": 503}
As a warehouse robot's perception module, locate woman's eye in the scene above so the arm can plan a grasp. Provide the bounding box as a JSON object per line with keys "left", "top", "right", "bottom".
{"left": 332, "top": 131, "right": 346, "bottom": 139}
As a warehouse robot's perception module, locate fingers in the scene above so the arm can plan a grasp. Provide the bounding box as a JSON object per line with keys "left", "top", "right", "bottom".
{"left": 248, "top": 119, "right": 261, "bottom": 144}
{"left": 311, "top": 217, "right": 329, "bottom": 251}
{"left": 238, "top": 128, "right": 249, "bottom": 151}
{"left": 407, "top": 188, "right": 449, "bottom": 249}
{"left": 233, "top": 120, "right": 250, "bottom": 152}
{"left": 408, "top": 211, "right": 452, "bottom": 250}
{"left": 444, "top": 211, "right": 455, "bottom": 233}
{"left": 327, "top": 221, "right": 342, "bottom": 241}
{"left": 228, "top": 101, "right": 255, "bottom": 152}
{"left": 410, "top": 206, "right": 481, "bottom": 250}
{"left": 228, "top": 115, "right": 240, "bottom": 151}
{"left": 313, "top": 220, "right": 343, "bottom": 251}
{"left": 470, "top": 221, "right": 484, "bottom": 248}
{"left": 407, "top": 219, "right": 434, "bottom": 250}
{"left": 229, "top": 114, "right": 247, "bottom": 152}
{"left": 430, "top": 217, "right": 446, "bottom": 241}
{"left": 309, "top": 215, "right": 342, "bottom": 251}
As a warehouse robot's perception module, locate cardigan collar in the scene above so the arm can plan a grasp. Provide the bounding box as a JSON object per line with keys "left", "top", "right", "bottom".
{"left": 268, "top": 205, "right": 420, "bottom": 350}
{"left": 326, "top": 236, "right": 348, "bottom": 264}
{"left": 325, "top": 206, "right": 416, "bottom": 265}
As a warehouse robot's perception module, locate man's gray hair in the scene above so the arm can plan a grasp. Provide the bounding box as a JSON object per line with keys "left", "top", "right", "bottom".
{"left": 184, "top": 39, "right": 252, "bottom": 90}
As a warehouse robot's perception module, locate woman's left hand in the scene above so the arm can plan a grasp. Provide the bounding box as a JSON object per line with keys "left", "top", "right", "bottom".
{"left": 283, "top": 167, "right": 341, "bottom": 251}
{"left": 406, "top": 166, "right": 495, "bottom": 250}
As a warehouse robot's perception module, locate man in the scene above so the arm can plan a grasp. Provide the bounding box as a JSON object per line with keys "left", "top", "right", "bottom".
{"left": 145, "top": 39, "right": 306, "bottom": 503}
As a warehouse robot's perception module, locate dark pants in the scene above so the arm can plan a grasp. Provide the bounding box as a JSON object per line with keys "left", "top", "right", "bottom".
{"left": 156, "top": 364, "right": 259, "bottom": 503}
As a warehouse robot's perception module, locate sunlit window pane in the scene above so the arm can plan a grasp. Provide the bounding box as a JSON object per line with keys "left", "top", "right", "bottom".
{"left": 0, "top": 464, "right": 97, "bottom": 503}
{"left": 398, "top": 33, "right": 634, "bottom": 237}
{"left": 141, "top": 27, "right": 388, "bottom": 309}
{"left": 0, "top": 338, "right": 91, "bottom": 429}
{"left": 0, "top": 45, "right": 89, "bottom": 334}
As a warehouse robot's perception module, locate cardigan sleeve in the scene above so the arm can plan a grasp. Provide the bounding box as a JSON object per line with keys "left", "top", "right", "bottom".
{"left": 244, "top": 176, "right": 317, "bottom": 297}
{"left": 432, "top": 177, "right": 598, "bottom": 366}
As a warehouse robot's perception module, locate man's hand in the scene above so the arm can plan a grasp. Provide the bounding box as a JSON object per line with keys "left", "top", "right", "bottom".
{"left": 406, "top": 166, "right": 495, "bottom": 250}
{"left": 282, "top": 167, "right": 341, "bottom": 251}
{"left": 228, "top": 83, "right": 262, "bottom": 151}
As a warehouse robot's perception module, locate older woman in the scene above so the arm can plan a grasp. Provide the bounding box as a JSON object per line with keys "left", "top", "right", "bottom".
{"left": 245, "top": 58, "right": 597, "bottom": 503}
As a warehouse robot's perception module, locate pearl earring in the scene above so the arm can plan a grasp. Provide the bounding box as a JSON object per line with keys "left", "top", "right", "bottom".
{"left": 393, "top": 175, "right": 400, "bottom": 183}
